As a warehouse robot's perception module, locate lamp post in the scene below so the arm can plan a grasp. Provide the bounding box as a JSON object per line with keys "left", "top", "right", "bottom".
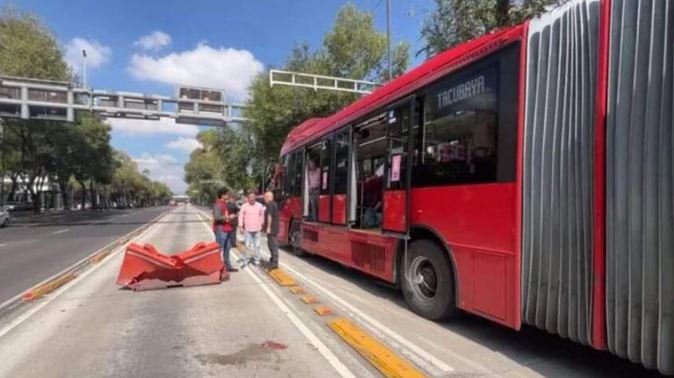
{"left": 386, "top": 0, "right": 392, "bottom": 81}
{"left": 81, "top": 49, "right": 87, "bottom": 89}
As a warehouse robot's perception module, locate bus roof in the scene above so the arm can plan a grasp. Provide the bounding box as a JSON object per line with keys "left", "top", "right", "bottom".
{"left": 280, "top": 23, "right": 525, "bottom": 156}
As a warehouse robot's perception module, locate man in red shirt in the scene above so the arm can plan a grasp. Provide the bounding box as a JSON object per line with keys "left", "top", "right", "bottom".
{"left": 213, "top": 188, "right": 238, "bottom": 272}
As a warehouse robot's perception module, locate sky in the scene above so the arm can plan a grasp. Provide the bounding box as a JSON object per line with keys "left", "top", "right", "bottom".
{"left": 2, "top": 0, "right": 435, "bottom": 194}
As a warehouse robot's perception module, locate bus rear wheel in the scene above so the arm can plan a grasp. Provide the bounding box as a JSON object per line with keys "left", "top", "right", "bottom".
{"left": 402, "top": 239, "right": 456, "bottom": 320}
{"left": 290, "top": 221, "right": 305, "bottom": 257}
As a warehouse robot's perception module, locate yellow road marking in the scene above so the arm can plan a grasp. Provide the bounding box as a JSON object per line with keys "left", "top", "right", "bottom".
{"left": 89, "top": 249, "right": 112, "bottom": 264}
{"left": 268, "top": 268, "right": 297, "bottom": 286}
{"left": 290, "top": 287, "right": 306, "bottom": 295}
{"left": 313, "top": 306, "right": 334, "bottom": 316}
{"left": 22, "top": 272, "right": 77, "bottom": 302}
{"left": 328, "top": 318, "right": 427, "bottom": 378}
{"left": 301, "top": 294, "right": 319, "bottom": 304}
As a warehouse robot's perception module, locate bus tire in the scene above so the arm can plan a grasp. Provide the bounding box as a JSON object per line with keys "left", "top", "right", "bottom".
{"left": 290, "top": 220, "right": 305, "bottom": 257}
{"left": 401, "top": 239, "right": 456, "bottom": 320}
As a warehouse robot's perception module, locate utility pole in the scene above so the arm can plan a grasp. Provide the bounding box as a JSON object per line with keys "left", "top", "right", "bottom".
{"left": 81, "top": 49, "right": 87, "bottom": 88}
{"left": 0, "top": 118, "right": 4, "bottom": 207}
{"left": 386, "top": 0, "right": 392, "bottom": 81}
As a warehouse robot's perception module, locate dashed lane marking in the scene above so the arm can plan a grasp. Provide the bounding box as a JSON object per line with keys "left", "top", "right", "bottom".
{"left": 52, "top": 228, "right": 69, "bottom": 235}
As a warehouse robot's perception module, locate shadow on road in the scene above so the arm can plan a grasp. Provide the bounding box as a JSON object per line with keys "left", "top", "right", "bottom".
{"left": 288, "top": 250, "right": 664, "bottom": 378}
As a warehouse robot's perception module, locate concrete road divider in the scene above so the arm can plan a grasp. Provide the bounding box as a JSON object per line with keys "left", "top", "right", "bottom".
{"left": 268, "top": 269, "right": 297, "bottom": 286}
{"left": 301, "top": 294, "right": 320, "bottom": 304}
{"left": 89, "top": 249, "right": 112, "bottom": 264}
{"left": 116, "top": 241, "right": 227, "bottom": 291}
{"left": 22, "top": 272, "right": 76, "bottom": 302}
{"left": 328, "top": 318, "right": 427, "bottom": 378}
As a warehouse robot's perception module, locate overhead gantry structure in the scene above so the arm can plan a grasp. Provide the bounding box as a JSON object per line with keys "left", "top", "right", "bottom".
{"left": 0, "top": 75, "right": 246, "bottom": 126}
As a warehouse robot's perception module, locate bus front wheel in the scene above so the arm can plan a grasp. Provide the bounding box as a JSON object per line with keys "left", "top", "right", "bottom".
{"left": 290, "top": 221, "right": 305, "bottom": 257}
{"left": 402, "top": 239, "right": 456, "bottom": 320}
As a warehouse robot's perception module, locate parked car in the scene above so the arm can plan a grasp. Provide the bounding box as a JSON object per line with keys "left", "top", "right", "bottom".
{"left": 3, "top": 201, "right": 33, "bottom": 212}
{"left": 0, "top": 208, "right": 10, "bottom": 227}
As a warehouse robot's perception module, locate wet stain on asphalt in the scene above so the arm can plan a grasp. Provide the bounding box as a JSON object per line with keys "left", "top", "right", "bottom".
{"left": 195, "top": 341, "right": 288, "bottom": 367}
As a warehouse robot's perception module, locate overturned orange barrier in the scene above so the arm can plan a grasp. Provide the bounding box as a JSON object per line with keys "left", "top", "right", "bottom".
{"left": 116, "top": 241, "right": 227, "bottom": 291}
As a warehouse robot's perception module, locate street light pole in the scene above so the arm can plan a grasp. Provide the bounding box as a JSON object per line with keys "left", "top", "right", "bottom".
{"left": 0, "top": 119, "right": 4, "bottom": 207}
{"left": 81, "top": 49, "right": 87, "bottom": 88}
{"left": 386, "top": 0, "right": 392, "bottom": 81}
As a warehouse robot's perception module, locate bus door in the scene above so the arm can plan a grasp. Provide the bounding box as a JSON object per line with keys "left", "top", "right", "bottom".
{"left": 332, "top": 128, "right": 350, "bottom": 225}
{"left": 382, "top": 95, "right": 415, "bottom": 234}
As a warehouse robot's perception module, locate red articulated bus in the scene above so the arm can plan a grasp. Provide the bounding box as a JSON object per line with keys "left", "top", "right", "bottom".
{"left": 273, "top": 0, "right": 673, "bottom": 374}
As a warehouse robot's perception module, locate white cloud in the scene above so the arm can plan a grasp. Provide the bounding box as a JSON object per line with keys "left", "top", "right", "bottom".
{"left": 128, "top": 43, "right": 264, "bottom": 102}
{"left": 133, "top": 153, "right": 186, "bottom": 194}
{"left": 165, "top": 137, "right": 203, "bottom": 153}
{"left": 65, "top": 38, "right": 112, "bottom": 73}
{"left": 107, "top": 117, "right": 200, "bottom": 137}
{"left": 134, "top": 31, "right": 172, "bottom": 51}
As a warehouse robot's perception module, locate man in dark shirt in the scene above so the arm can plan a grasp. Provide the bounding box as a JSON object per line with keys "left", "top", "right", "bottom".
{"left": 227, "top": 195, "right": 240, "bottom": 249}
{"left": 263, "top": 191, "right": 280, "bottom": 270}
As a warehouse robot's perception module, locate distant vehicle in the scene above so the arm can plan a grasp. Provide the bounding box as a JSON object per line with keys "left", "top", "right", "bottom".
{"left": 0, "top": 208, "right": 10, "bottom": 227}
{"left": 2, "top": 201, "right": 33, "bottom": 212}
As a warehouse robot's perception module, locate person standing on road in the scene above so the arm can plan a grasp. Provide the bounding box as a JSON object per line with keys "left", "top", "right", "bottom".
{"left": 213, "top": 188, "right": 238, "bottom": 272}
{"left": 263, "top": 191, "right": 280, "bottom": 270}
{"left": 227, "top": 194, "right": 240, "bottom": 251}
{"left": 238, "top": 190, "right": 265, "bottom": 266}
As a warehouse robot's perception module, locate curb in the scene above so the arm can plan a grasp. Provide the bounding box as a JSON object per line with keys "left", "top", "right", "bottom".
{"left": 22, "top": 272, "right": 76, "bottom": 302}
{"left": 0, "top": 210, "right": 168, "bottom": 317}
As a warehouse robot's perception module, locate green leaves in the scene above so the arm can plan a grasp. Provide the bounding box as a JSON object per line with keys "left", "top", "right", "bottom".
{"left": 419, "top": 0, "right": 563, "bottom": 58}
{"left": 243, "top": 3, "right": 410, "bottom": 169}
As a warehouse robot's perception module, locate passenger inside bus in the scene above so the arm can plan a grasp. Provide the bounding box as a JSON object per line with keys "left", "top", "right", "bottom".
{"left": 354, "top": 114, "right": 388, "bottom": 230}
{"left": 306, "top": 156, "right": 320, "bottom": 222}
{"left": 362, "top": 162, "right": 384, "bottom": 228}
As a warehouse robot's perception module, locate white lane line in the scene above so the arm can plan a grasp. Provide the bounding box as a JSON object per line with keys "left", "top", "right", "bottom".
{"left": 193, "top": 207, "right": 457, "bottom": 375}
{"left": 0, "top": 244, "right": 6, "bottom": 248}
{"left": 52, "top": 229, "right": 69, "bottom": 235}
{"left": 193, "top": 208, "right": 356, "bottom": 378}
{"left": 0, "top": 213, "right": 164, "bottom": 340}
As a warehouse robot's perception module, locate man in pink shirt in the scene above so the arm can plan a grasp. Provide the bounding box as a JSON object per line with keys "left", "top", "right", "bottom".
{"left": 238, "top": 190, "right": 266, "bottom": 266}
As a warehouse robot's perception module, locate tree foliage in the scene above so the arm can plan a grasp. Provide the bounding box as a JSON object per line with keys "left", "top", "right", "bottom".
{"left": 243, "top": 3, "right": 410, "bottom": 173}
{"left": 0, "top": 6, "right": 170, "bottom": 210}
{"left": 419, "top": 0, "right": 565, "bottom": 57}
{"left": 185, "top": 4, "right": 411, "bottom": 203}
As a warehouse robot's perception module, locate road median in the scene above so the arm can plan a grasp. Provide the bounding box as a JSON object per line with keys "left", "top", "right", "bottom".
{"left": 0, "top": 209, "right": 170, "bottom": 317}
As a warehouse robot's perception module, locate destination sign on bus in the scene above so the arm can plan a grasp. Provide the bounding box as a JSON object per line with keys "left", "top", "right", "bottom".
{"left": 426, "top": 65, "right": 498, "bottom": 119}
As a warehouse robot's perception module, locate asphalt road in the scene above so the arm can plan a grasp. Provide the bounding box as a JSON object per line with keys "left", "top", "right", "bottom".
{"left": 0, "top": 206, "right": 169, "bottom": 304}
{"left": 0, "top": 206, "right": 373, "bottom": 378}
{"left": 0, "top": 205, "right": 665, "bottom": 377}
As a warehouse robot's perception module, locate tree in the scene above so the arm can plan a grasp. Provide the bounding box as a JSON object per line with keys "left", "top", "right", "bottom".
{"left": 419, "top": 0, "right": 565, "bottom": 57}
{"left": 0, "top": 6, "right": 72, "bottom": 211}
{"left": 243, "top": 3, "right": 410, "bottom": 176}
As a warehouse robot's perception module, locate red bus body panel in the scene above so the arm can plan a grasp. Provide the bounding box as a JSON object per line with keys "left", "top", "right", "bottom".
{"left": 300, "top": 222, "right": 397, "bottom": 282}
{"left": 591, "top": 0, "right": 611, "bottom": 351}
{"left": 318, "top": 195, "right": 331, "bottom": 223}
{"left": 278, "top": 196, "right": 302, "bottom": 244}
{"left": 332, "top": 194, "right": 347, "bottom": 225}
{"left": 411, "top": 184, "right": 518, "bottom": 326}
{"left": 382, "top": 191, "right": 406, "bottom": 232}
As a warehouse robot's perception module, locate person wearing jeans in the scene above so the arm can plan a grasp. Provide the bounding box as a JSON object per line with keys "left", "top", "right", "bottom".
{"left": 238, "top": 190, "right": 265, "bottom": 266}
{"left": 263, "top": 191, "right": 280, "bottom": 269}
{"left": 212, "top": 188, "right": 237, "bottom": 272}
